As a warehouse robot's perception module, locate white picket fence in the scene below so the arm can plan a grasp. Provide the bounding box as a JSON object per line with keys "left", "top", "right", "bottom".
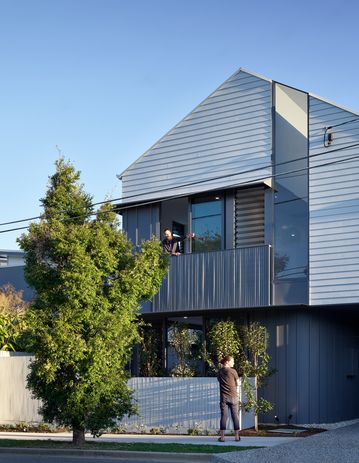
{"left": 0, "top": 352, "right": 254, "bottom": 431}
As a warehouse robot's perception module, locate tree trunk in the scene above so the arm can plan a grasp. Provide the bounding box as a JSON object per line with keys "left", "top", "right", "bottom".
{"left": 254, "top": 374, "right": 258, "bottom": 432}
{"left": 254, "top": 354, "right": 258, "bottom": 432}
{"left": 73, "top": 427, "right": 86, "bottom": 445}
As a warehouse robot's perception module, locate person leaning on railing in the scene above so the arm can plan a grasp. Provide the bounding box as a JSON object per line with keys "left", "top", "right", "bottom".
{"left": 161, "top": 228, "right": 195, "bottom": 256}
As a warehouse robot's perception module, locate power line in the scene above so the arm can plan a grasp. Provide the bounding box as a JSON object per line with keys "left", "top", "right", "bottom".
{"left": 324, "top": 118, "right": 359, "bottom": 147}
{"left": 101, "top": 144, "right": 359, "bottom": 211}
{"left": 326, "top": 117, "right": 359, "bottom": 130}
{"left": 0, "top": 208, "right": 120, "bottom": 236}
{"left": 0, "top": 141, "right": 349, "bottom": 227}
{"left": 0, "top": 216, "right": 44, "bottom": 227}
{"left": 1, "top": 141, "right": 359, "bottom": 234}
{"left": 2, "top": 142, "right": 359, "bottom": 232}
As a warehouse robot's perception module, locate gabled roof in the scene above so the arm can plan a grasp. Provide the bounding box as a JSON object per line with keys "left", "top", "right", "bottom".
{"left": 308, "top": 91, "right": 359, "bottom": 118}
{"left": 119, "top": 68, "right": 273, "bottom": 202}
{"left": 118, "top": 67, "right": 272, "bottom": 180}
{"left": 118, "top": 68, "right": 359, "bottom": 205}
{"left": 118, "top": 67, "right": 359, "bottom": 183}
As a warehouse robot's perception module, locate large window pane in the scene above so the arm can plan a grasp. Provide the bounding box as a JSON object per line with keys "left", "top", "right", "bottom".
{"left": 192, "top": 216, "right": 222, "bottom": 251}
{"left": 274, "top": 188, "right": 308, "bottom": 279}
{"left": 192, "top": 200, "right": 222, "bottom": 218}
{"left": 192, "top": 196, "right": 222, "bottom": 252}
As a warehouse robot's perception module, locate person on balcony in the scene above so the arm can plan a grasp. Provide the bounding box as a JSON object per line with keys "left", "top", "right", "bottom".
{"left": 161, "top": 228, "right": 194, "bottom": 256}
{"left": 217, "top": 355, "right": 241, "bottom": 442}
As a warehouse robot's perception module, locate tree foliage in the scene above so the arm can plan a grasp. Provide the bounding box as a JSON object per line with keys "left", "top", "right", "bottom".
{"left": 239, "top": 323, "right": 273, "bottom": 431}
{"left": 18, "top": 158, "right": 168, "bottom": 444}
{"left": 0, "top": 284, "right": 29, "bottom": 351}
{"left": 207, "top": 319, "right": 273, "bottom": 431}
{"left": 168, "top": 322, "right": 198, "bottom": 377}
{"left": 207, "top": 320, "right": 242, "bottom": 372}
{"left": 139, "top": 323, "right": 163, "bottom": 377}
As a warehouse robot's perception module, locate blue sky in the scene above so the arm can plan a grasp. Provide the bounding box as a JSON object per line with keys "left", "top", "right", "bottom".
{"left": 1, "top": 0, "right": 359, "bottom": 249}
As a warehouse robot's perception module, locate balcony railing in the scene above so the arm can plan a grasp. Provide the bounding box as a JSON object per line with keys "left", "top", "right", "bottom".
{"left": 149, "top": 245, "right": 272, "bottom": 312}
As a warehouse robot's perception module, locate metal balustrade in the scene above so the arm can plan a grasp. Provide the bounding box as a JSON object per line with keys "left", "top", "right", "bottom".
{"left": 150, "top": 245, "right": 272, "bottom": 312}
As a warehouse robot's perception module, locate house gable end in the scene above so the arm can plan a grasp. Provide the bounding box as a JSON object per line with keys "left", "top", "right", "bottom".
{"left": 120, "top": 69, "right": 273, "bottom": 202}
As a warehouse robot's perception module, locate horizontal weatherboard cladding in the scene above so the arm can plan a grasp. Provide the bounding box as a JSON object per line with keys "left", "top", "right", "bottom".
{"left": 309, "top": 96, "right": 359, "bottom": 305}
{"left": 121, "top": 70, "right": 272, "bottom": 202}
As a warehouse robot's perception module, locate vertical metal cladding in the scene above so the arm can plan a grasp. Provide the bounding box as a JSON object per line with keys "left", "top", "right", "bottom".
{"left": 255, "top": 309, "right": 359, "bottom": 424}
{"left": 121, "top": 70, "right": 272, "bottom": 202}
{"left": 152, "top": 245, "right": 271, "bottom": 312}
{"left": 309, "top": 96, "right": 359, "bottom": 305}
{"left": 122, "top": 205, "right": 160, "bottom": 246}
{"left": 0, "top": 266, "right": 34, "bottom": 301}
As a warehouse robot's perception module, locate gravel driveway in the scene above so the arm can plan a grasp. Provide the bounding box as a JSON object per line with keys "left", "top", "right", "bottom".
{"left": 213, "top": 421, "right": 359, "bottom": 463}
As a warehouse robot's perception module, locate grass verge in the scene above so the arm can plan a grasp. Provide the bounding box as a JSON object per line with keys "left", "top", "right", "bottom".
{"left": 0, "top": 439, "right": 261, "bottom": 454}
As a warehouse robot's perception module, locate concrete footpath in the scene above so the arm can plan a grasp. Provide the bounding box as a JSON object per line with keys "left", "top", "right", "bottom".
{"left": 3, "top": 426, "right": 359, "bottom": 462}
{"left": 0, "top": 430, "right": 296, "bottom": 447}
{"left": 213, "top": 421, "right": 359, "bottom": 463}
{"left": 0, "top": 431, "right": 297, "bottom": 462}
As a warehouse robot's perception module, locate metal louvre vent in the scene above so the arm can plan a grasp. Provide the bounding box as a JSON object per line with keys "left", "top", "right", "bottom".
{"left": 234, "top": 187, "right": 265, "bottom": 247}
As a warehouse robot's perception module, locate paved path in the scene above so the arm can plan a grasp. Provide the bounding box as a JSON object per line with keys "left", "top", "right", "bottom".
{"left": 0, "top": 431, "right": 299, "bottom": 462}
{"left": 213, "top": 421, "right": 359, "bottom": 463}
{"left": 0, "top": 430, "right": 296, "bottom": 448}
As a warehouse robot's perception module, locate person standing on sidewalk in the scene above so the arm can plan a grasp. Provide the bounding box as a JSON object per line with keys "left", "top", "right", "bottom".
{"left": 217, "top": 355, "right": 241, "bottom": 442}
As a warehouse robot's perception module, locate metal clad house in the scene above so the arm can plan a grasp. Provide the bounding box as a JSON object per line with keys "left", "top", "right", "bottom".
{"left": 121, "top": 70, "right": 272, "bottom": 202}
{"left": 309, "top": 96, "right": 359, "bottom": 305}
{"left": 118, "top": 69, "right": 359, "bottom": 425}
{"left": 0, "top": 250, "right": 33, "bottom": 301}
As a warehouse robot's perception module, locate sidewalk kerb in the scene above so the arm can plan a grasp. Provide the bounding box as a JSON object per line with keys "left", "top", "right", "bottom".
{"left": 0, "top": 446, "right": 214, "bottom": 462}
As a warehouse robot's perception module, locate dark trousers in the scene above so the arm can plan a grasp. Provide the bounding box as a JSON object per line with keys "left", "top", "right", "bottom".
{"left": 220, "top": 398, "right": 240, "bottom": 431}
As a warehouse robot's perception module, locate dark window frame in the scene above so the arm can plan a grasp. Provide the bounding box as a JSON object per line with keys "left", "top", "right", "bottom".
{"left": 191, "top": 194, "right": 224, "bottom": 253}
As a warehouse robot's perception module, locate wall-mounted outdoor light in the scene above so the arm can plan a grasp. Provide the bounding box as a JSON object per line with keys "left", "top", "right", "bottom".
{"left": 324, "top": 127, "right": 334, "bottom": 147}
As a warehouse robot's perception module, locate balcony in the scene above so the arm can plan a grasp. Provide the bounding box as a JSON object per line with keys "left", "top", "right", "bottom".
{"left": 149, "top": 245, "right": 272, "bottom": 312}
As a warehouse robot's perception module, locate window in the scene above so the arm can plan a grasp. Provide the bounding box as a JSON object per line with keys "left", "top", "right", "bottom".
{"left": 274, "top": 186, "right": 308, "bottom": 280}
{"left": 172, "top": 221, "right": 185, "bottom": 254}
{"left": 0, "top": 255, "right": 8, "bottom": 267}
{"left": 192, "top": 196, "right": 223, "bottom": 252}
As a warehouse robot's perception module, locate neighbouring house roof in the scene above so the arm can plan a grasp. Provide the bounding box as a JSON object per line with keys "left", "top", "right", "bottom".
{"left": 0, "top": 249, "right": 25, "bottom": 256}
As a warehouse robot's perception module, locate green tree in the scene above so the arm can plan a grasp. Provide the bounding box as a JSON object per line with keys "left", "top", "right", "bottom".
{"left": 207, "top": 320, "right": 242, "bottom": 373}
{"left": 168, "top": 322, "right": 198, "bottom": 377}
{"left": 207, "top": 320, "right": 273, "bottom": 431}
{"left": 240, "top": 323, "right": 273, "bottom": 432}
{"left": 139, "top": 323, "right": 163, "bottom": 377}
{"left": 18, "top": 158, "right": 168, "bottom": 445}
{"left": 0, "top": 284, "right": 28, "bottom": 351}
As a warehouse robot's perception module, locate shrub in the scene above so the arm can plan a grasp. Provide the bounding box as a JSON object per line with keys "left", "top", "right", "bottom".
{"left": 0, "top": 284, "right": 29, "bottom": 351}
